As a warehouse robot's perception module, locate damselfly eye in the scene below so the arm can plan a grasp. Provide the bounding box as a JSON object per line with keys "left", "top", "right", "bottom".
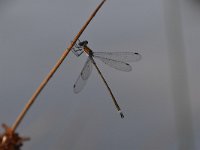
{"left": 78, "top": 41, "right": 88, "bottom": 46}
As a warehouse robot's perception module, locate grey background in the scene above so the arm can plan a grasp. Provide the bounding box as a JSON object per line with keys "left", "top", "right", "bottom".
{"left": 0, "top": 0, "right": 200, "bottom": 150}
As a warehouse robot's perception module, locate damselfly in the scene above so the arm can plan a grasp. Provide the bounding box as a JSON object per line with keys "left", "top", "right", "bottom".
{"left": 72, "top": 40, "right": 141, "bottom": 118}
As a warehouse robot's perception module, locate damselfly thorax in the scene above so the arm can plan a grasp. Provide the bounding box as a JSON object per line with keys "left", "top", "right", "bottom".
{"left": 72, "top": 40, "right": 93, "bottom": 57}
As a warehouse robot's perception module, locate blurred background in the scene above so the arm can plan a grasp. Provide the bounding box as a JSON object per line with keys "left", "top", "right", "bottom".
{"left": 0, "top": 0, "right": 200, "bottom": 149}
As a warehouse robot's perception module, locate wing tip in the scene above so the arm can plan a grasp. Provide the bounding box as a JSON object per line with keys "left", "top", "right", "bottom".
{"left": 134, "top": 52, "right": 142, "bottom": 61}
{"left": 73, "top": 84, "right": 79, "bottom": 94}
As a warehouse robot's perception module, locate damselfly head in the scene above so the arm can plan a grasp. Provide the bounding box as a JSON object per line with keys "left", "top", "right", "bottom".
{"left": 78, "top": 40, "right": 88, "bottom": 47}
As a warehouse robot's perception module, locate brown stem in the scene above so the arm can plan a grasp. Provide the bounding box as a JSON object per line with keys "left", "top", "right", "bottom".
{"left": 11, "top": 0, "right": 107, "bottom": 132}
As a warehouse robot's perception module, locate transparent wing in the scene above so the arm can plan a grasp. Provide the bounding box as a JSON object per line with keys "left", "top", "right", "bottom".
{"left": 93, "top": 52, "right": 141, "bottom": 62}
{"left": 73, "top": 57, "right": 92, "bottom": 93}
{"left": 95, "top": 57, "right": 132, "bottom": 72}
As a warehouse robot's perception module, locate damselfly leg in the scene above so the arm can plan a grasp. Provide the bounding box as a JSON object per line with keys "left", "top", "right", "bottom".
{"left": 71, "top": 39, "right": 84, "bottom": 57}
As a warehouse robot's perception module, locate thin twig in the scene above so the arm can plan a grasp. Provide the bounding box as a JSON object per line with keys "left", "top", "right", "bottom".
{"left": 11, "top": 0, "right": 107, "bottom": 132}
